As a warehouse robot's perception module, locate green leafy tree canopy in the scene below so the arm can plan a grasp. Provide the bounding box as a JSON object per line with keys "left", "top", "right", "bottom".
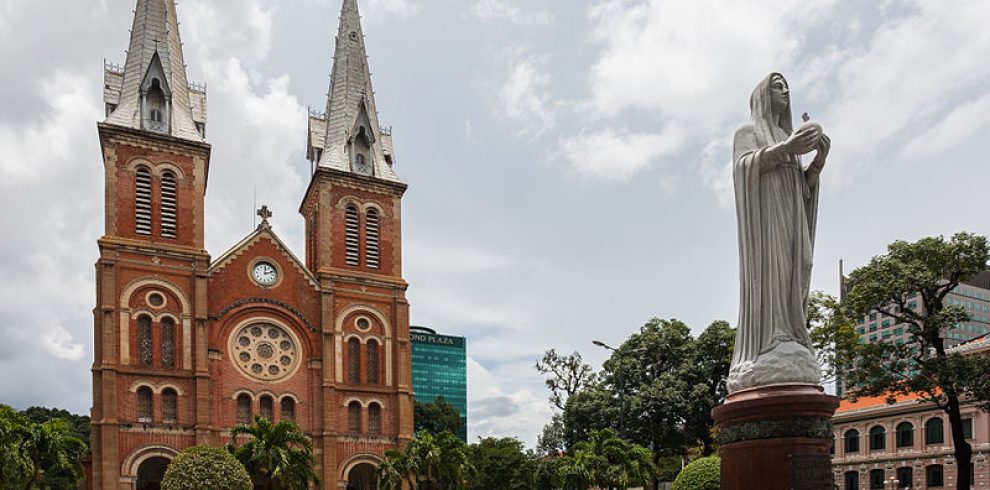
{"left": 161, "top": 446, "right": 252, "bottom": 490}
{"left": 414, "top": 396, "right": 462, "bottom": 436}
{"left": 226, "top": 416, "right": 319, "bottom": 490}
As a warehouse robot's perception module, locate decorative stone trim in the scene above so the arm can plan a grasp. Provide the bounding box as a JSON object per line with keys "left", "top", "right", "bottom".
{"left": 720, "top": 416, "right": 833, "bottom": 445}
{"left": 210, "top": 297, "right": 318, "bottom": 333}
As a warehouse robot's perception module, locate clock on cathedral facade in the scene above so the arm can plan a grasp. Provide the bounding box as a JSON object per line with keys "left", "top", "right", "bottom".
{"left": 89, "top": 1, "right": 413, "bottom": 489}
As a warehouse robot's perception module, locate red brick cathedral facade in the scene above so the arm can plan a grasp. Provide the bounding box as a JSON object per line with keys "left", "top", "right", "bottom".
{"left": 90, "top": 1, "right": 413, "bottom": 488}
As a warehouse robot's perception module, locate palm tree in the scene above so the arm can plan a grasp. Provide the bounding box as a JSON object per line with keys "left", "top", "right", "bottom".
{"left": 226, "top": 416, "right": 319, "bottom": 490}
{"left": 379, "top": 431, "right": 473, "bottom": 490}
{"left": 572, "top": 429, "right": 656, "bottom": 490}
{"left": 3, "top": 414, "right": 88, "bottom": 490}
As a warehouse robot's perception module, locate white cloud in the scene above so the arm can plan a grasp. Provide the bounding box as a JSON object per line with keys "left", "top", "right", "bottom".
{"left": 182, "top": 0, "right": 274, "bottom": 64}
{"left": 555, "top": 126, "right": 685, "bottom": 181}
{"left": 364, "top": 0, "right": 421, "bottom": 22}
{"left": 44, "top": 326, "right": 85, "bottom": 361}
{"left": 497, "top": 53, "right": 557, "bottom": 136}
{"left": 472, "top": 0, "right": 552, "bottom": 25}
{"left": 467, "top": 357, "right": 553, "bottom": 445}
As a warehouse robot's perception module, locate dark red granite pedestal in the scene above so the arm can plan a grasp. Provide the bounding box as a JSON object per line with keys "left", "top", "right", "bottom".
{"left": 712, "top": 384, "right": 839, "bottom": 490}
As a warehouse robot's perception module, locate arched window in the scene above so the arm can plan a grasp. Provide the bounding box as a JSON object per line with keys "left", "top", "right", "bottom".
{"left": 135, "top": 166, "right": 153, "bottom": 235}
{"left": 925, "top": 417, "right": 944, "bottom": 445}
{"left": 162, "top": 388, "right": 177, "bottom": 423}
{"left": 236, "top": 394, "right": 252, "bottom": 425}
{"left": 895, "top": 421, "right": 913, "bottom": 448}
{"left": 259, "top": 395, "right": 274, "bottom": 421}
{"left": 844, "top": 471, "right": 859, "bottom": 490}
{"left": 896, "top": 467, "right": 912, "bottom": 488}
{"left": 368, "top": 403, "right": 381, "bottom": 435}
{"left": 138, "top": 314, "right": 153, "bottom": 366}
{"left": 144, "top": 77, "right": 169, "bottom": 133}
{"left": 137, "top": 387, "right": 153, "bottom": 423}
{"left": 869, "top": 426, "right": 886, "bottom": 451}
{"left": 926, "top": 464, "right": 943, "bottom": 487}
{"left": 869, "top": 469, "right": 884, "bottom": 489}
{"left": 281, "top": 397, "right": 295, "bottom": 421}
{"left": 160, "top": 171, "right": 177, "bottom": 238}
{"left": 161, "top": 317, "right": 175, "bottom": 368}
{"left": 366, "top": 340, "right": 379, "bottom": 384}
{"left": 347, "top": 338, "right": 361, "bottom": 384}
{"left": 347, "top": 401, "right": 361, "bottom": 433}
{"left": 365, "top": 208, "right": 379, "bottom": 269}
{"left": 844, "top": 429, "right": 860, "bottom": 453}
{"left": 345, "top": 205, "right": 360, "bottom": 266}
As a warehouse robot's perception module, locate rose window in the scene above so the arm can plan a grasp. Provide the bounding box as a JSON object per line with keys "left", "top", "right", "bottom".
{"left": 230, "top": 323, "right": 299, "bottom": 381}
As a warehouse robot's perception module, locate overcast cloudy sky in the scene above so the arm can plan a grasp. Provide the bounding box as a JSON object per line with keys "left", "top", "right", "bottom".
{"left": 1, "top": 0, "right": 989, "bottom": 447}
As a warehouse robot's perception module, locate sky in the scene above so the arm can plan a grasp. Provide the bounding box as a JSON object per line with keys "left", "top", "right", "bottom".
{"left": 1, "top": 0, "right": 989, "bottom": 448}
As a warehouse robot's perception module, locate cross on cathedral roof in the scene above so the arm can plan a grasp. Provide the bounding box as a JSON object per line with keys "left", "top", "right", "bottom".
{"left": 257, "top": 205, "right": 273, "bottom": 227}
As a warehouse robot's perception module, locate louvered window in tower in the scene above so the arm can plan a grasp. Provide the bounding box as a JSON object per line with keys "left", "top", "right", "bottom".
{"left": 365, "top": 208, "right": 380, "bottom": 269}
{"left": 345, "top": 205, "right": 360, "bottom": 266}
{"left": 161, "top": 317, "right": 175, "bottom": 368}
{"left": 162, "top": 389, "right": 177, "bottom": 423}
{"left": 367, "top": 340, "right": 379, "bottom": 384}
{"left": 138, "top": 315, "right": 153, "bottom": 366}
{"left": 135, "top": 166, "right": 152, "bottom": 235}
{"left": 347, "top": 338, "right": 361, "bottom": 384}
{"left": 368, "top": 403, "right": 381, "bottom": 435}
{"left": 161, "top": 171, "right": 177, "bottom": 238}
{"left": 348, "top": 402, "right": 362, "bottom": 433}
{"left": 137, "top": 387, "right": 153, "bottom": 423}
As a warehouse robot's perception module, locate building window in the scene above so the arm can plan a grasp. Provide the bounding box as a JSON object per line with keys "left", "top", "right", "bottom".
{"left": 345, "top": 205, "right": 360, "bottom": 266}
{"left": 926, "top": 418, "right": 944, "bottom": 444}
{"left": 161, "top": 317, "right": 175, "bottom": 368}
{"left": 162, "top": 388, "right": 177, "bottom": 423}
{"left": 259, "top": 395, "right": 274, "bottom": 421}
{"left": 869, "top": 426, "right": 886, "bottom": 451}
{"left": 281, "top": 398, "right": 295, "bottom": 421}
{"left": 138, "top": 314, "right": 153, "bottom": 366}
{"left": 367, "top": 340, "right": 379, "bottom": 384}
{"left": 347, "top": 338, "right": 361, "bottom": 384}
{"left": 844, "top": 471, "right": 859, "bottom": 490}
{"left": 160, "top": 170, "right": 177, "bottom": 238}
{"left": 869, "top": 469, "right": 884, "bottom": 489}
{"left": 237, "top": 394, "right": 252, "bottom": 425}
{"left": 895, "top": 421, "right": 913, "bottom": 448}
{"left": 348, "top": 402, "right": 361, "bottom": 433}
{"left": 365, "top": 208, "right": 379, "bottom": 269}
{"left": 844, "top": 429, "right": 860, "bottom": 453}
{"left": 135, "top": 166, "right": 152, "bottom": 235}
{"left": 137, "top": 387, "right": 153, "bottom": 423}
{"left": 926, "top": 464, "right": 943, "bottom": 487}
{"left": 962, "top": 418, "right": 973, "bottom": 440}
{"left": 896, "top": 467, "right": 912, "bottom": 488}
{"left": 368, "top": 403, "right": 381, "bottom": 435}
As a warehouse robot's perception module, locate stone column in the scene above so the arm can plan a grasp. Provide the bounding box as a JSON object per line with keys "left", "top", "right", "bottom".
{"left": 713, "top": 384, "right": 839, "bottom": 489}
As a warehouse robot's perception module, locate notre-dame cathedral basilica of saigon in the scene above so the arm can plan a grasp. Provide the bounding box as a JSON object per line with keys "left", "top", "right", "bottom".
{"left": 89, "top": 1, "right": 413, "bottom": 488}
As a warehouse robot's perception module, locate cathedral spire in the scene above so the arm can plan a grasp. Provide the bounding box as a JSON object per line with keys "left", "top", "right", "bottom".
{"left": 104, "top": 0, "right": 207, "bottom": 142}
{"left": 307, "top": 0, "right": 400, "bottom": 182}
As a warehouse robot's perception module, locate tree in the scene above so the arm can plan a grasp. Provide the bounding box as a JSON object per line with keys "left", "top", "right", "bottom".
{"left": 464, "top": 437, "right": 536, "bottom": 490}
{"left": 0, "top": 405, "right": 87, "bottom": 490}
{"left": 536, "top": 413, "right": 566, "bottom": 456}
{"left": 536, "top": 349, "right": 596, "bottom": 411}
{"left": 226, "top": 416, "right": 319, "bottom": 490}
{"left": 806, "top": 291, "right": 859, "bottom": 383}
{"left": 682, "top": 321, "right": 734, "bottom": 456}
{"left": 19, "top": 407, "right": 90, "bottom": 448}
{"left": 378, "top": 430, "right": 473, "bottom": 490}
{"left": 670, "top": 456, "right": 719, "bottom": 490}
{"left": 414, "top": 396, "right": 462, "bottom": 436}
{"left": 839, "top": 233, "right": 990, "bottom": 490}
{"left": 571, "top": 429, "right": 656, "bottom": 490}
{"left": 161, "top": 446, "right": 252, "bottom": 490}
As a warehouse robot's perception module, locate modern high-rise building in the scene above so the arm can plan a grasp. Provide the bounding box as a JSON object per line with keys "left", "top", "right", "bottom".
{"left": 410, "top": 326, "right": 468, "bottom": 440}
{"left": 89, "top": 1, "right": 414, "bottom": 488}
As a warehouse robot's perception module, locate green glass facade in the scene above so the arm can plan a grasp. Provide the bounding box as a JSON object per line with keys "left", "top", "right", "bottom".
{"left": 410, "top": 326, "right": 467, "bottom": 440}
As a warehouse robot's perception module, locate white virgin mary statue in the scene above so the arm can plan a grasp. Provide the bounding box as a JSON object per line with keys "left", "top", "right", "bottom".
{"left": 727, "top": 73, "right": 830, "bottom": 393}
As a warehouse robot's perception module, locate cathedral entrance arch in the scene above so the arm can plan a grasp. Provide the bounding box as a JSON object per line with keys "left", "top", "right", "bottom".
{"left": 346, "top": 462, "right": 378, "bottom": 490}
{"left": 136, "top": 456, "right": 170, "bottom": 490}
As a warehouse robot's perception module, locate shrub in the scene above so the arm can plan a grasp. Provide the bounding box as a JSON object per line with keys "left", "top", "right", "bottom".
{"left": 671, "top": 456, "right": 719, "bottom": 490}
{"left": 161, "top": 446, "right": 252, "bottom": 490}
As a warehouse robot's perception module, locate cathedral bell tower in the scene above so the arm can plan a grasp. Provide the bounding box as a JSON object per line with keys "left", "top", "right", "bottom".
{"left": 301, "top": 0, "right": 415, "bottom": 482}
{"left": 92, "top": 0, "right": 211, "bottom": 487}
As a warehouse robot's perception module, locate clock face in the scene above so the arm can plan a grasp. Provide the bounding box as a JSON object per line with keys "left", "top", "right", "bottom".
{"left": 252, "top": 262, "right": 277, "bottom": 286}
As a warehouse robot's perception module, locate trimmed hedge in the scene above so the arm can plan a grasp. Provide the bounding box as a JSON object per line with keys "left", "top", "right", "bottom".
{"left": 161, "top": 446, "right": 252, "bottom": 490}
{"left": 671, "top": 456, "right": 720, "bottom": 490}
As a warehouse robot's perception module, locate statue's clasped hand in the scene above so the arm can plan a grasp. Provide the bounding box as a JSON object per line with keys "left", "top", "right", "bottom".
{"left": 781, "top": 122, "right": 822, "bottom": 156}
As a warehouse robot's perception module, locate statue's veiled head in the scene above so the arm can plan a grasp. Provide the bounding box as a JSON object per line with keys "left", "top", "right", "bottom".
{"left": 749, "top": 72, "right": 793, "bottom": 145}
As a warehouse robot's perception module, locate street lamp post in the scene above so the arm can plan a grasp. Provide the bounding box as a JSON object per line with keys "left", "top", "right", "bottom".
{"left": 592, "top": 340, "right": 648, "bottom": 439}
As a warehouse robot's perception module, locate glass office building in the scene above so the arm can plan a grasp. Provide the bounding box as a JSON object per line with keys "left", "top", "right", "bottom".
{"left": 410, "top": 326, "right": 467, "bottom": 440}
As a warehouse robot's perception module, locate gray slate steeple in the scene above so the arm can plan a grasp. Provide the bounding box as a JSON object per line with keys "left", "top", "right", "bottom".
{"left": 307, "top": 0, "right": 400, "bottom": 182}
{"left": 104, "top": 0, "right": 206, "bottom": 142}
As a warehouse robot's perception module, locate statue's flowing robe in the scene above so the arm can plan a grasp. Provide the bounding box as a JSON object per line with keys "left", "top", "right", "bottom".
{"left": 731, "top": 73, "right": 819, "bottom": 375}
